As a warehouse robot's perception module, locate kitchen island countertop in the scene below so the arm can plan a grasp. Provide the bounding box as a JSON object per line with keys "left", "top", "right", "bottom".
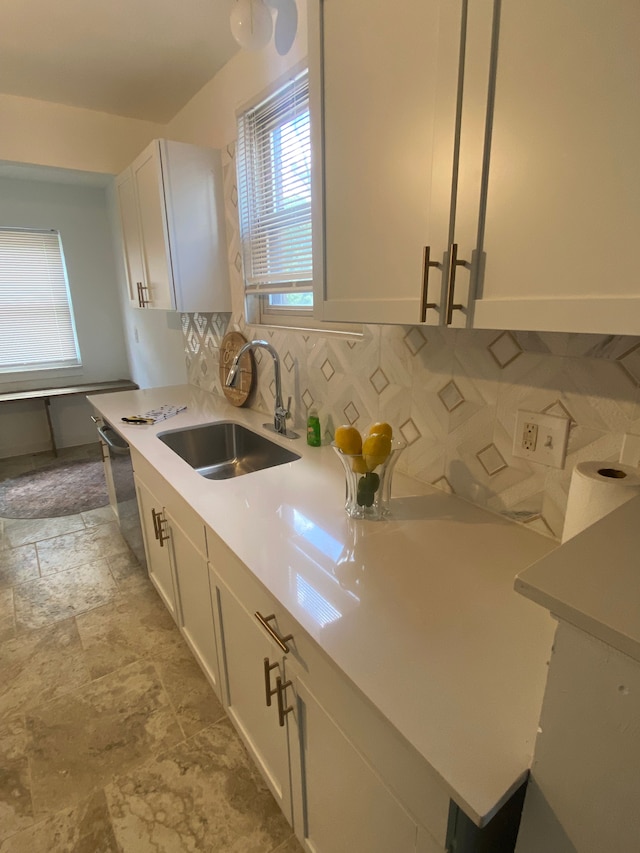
{"left": 516, "top": 494, "right": 640, "bottom": 662}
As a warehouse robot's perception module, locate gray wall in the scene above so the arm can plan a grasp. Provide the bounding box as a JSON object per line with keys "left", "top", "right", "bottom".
{"left": 0, "top": 171, "right": 131, "bottom": 457}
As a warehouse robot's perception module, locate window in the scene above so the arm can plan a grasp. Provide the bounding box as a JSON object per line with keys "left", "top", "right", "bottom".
{"left": 236, "top": 68, "right": 313, "bottom": 324}
{"left": 0, "top": 228, "right": 81, "bottom": 375}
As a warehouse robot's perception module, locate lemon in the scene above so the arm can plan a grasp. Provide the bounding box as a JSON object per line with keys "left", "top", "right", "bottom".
{"left": 368, "top": 421, "right": 393, "bottom": 440}
{"left": 351, "top": 455, "right": 369, "bottom": 474}
{"left": 334, "top": 425, "right": 362, "bottom": 455}
{"left": 362, "top": 433, "right": 392, "bottom": 469}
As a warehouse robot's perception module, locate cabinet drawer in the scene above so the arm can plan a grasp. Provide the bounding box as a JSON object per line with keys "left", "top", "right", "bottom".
{"left": 132, "top": 450, "right": 206, "bottom": 556}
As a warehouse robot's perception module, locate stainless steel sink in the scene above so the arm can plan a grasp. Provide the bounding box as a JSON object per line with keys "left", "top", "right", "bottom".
{"left": 157, "top": 421, "right": 301, "bottom": 480}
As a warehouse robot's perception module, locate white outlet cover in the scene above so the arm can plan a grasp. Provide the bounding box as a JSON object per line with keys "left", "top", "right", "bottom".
{"left": 513, "top": 409, "right": 570, "bottom": 469}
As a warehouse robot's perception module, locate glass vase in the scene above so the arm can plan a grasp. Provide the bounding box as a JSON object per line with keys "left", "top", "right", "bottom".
{"left": 332, "top": 439, "right": 405, "bottom": 520}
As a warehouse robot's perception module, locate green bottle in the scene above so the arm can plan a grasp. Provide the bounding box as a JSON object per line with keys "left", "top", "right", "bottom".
{"left": 306, "top": 409, "right": 321, "bottom": 447}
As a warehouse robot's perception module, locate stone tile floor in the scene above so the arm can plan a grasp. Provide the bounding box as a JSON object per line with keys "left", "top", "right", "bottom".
{"left": 0, "top": 446, "right": 303, "bottom": 852}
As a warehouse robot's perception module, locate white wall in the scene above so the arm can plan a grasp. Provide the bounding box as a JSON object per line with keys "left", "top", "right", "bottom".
{"left": 0, "top": 93, "right": 163, "bottom": 174}
{"left": 0, "top": 173, "right": 132, "bottom": 457}
{"left": 165, "top": 2, "right": 308, "bottom": 149}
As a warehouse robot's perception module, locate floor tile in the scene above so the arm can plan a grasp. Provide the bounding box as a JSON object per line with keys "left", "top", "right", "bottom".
{"left": 0, "top": 545, "right": 39, "bottom": 589}
{"left": 153, "top": 640, "right": 225, "bottom": 739}
{"left": 0, "top": 715, "right": 33, "bottom": 839}
{"left": 272, "top": 837, "right": 305, "bottom": 853}
{"left": 106, "top": 549, "right": 151, "bottom": 594}
{"left": 0, "top": 789, "right": 118, "bottom": 853}
{"left": 106, "top": 719, "right": 293, "bottom": 853}
{"left": 0, "top": 589, "right": 15, "bottom": 642}
{"left": 0, "top": 619, "right": 91, "bottom": 721}
{"left": 36, "top": 522, "right": 130, "bottom": 575}
{"left": 76, "top": 585, "right": 182, "bottom": 680}
{"left": 13, "top": 560, "right": 117, "bottom": 632}
{"left": 3, "top": 516, "right": 85, "bottom": 549}
{"left": 82, "top": 506, "right": 117, "bottom": 528}
{"left": 27, "top": 659, "right": 183, "bottom": 817}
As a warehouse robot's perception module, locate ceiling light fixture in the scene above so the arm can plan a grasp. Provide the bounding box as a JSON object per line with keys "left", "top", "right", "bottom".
{"left": 229, "top": 0, "right": 274, "bottom": 51}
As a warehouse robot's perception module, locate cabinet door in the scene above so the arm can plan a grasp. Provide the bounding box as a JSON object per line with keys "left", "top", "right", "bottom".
{"left": 115, "top": 167, "right": 145, "bottom": 306}
{"left": 132, "top": 142, "right": 175, "bottom": 310}
{"left": 471, "top": 0, "right": 640, "bottom": 334}
{"left": 160, "top": 140, "right": 231, "bottom": 313}
{"left": 310, "top": 0, "right": 465, "bottom": 325}
{"left": 289, "top": 671, "right": 420, "bottom": 853}
{"left": 211, "top": 568, "right": 292, "bottom": 823}
{"left": 166, "top": 513, "right": 221, "bottom": 699}
{"left": 135, "top": 476, "right": 177, "bottom": 619}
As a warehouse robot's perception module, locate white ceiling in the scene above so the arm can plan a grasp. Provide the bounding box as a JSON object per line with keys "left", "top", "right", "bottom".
{"left": 0, "top": 0, "right": 240, "bottom": 123}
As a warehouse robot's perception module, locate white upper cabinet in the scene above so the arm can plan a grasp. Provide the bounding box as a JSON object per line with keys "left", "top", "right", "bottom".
{"left": 116, "top": 167, "right": 145, "bottom": 307}
{"left": 312, "top": 0, "right": 640, "bottom": 335}
{"left": 117, "top": 139, "right": 231, "bottom": 313}
{"left": 470, "top": 0, "right": 640, "bottom": 334}
{"left": 310, "top": 0, "right": 466, "bottom": 325}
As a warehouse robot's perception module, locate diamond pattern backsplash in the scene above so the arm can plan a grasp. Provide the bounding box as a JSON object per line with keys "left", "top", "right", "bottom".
{"left": 182, "top": 147, "right": 640, "bottom": 541}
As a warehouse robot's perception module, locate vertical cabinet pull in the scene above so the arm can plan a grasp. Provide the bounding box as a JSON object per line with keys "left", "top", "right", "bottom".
{"left": 263, "top": 658, "right": 279, "bottom": 707}
{"left": 254, "top": 611, "right": 293, "bottom": 653}
{"left": 137, "top": 281, "right": 150, "bottom": 308}
{"left": 446, "top": 243, "right": 467, "bottom": 324}
{"left": 420, "top": 246, "right": 440, "bottom": 322}
{"left": 151, "top": 508, "right": 170, "bottom": 547}
{"left": 276, "top": 676, "right": 293, "bottom": 727}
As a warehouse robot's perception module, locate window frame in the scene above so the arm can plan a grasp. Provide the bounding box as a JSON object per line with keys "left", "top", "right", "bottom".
{"left": 236, "top": 65, "right": 360, "bottom": 335}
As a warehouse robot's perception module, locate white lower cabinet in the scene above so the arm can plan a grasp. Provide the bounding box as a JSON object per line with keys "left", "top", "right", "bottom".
{"left": 167, "top": 512, "right": 221, "bottom": 698}
{"left": 208, "top": 533, "right": 293, "bottom": 823}
{"left": 135, "top": 475, "right": 178, "bottom": 620}
{"left": 205, "top": 524, "right": 449, "bottom": 853}
{"left": 288, "top": 667, "right": 433, "bottom": 853}
{"left": 133, "top": 455, "right": 221, "bottom": 697}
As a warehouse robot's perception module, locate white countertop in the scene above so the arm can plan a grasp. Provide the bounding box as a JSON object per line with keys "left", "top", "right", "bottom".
{"left": 89, "top": 384, "right": 557, "bottom": 826}
{"left": 516, "top": 494, "right": 640, "bottom": 664}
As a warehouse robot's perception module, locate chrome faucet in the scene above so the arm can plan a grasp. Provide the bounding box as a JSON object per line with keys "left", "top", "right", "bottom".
{"left": 225, "top": 339, "right": 299, "bottom": 439}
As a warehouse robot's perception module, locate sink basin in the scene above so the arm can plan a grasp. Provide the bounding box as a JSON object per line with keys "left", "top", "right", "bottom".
{"left": 157, "top": 421, "right": 301, "bottom": 480}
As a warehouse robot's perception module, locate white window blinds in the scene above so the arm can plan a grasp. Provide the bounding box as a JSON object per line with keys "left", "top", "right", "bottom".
{"left": 0, "top": 228, "right": 81, "bottom": 373}
{"left": 236, "top": 69, "right": 312, "bottom": 294}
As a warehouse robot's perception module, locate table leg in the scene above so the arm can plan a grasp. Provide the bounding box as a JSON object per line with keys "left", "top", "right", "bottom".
{"left": 43, "top": 397, "right": 58, "bottom": 457}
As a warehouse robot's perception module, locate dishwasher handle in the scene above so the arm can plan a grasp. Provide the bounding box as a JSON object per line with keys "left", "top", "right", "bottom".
{"left": 97, "top": 424, "right": 130, "bottom": 456}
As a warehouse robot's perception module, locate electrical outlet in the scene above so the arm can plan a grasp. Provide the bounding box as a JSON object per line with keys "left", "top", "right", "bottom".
{"left": 522, "top": 421, "right": 538, "bottom": 452}
{"left": 513, "top": 409, "right": 570, "bottom": 468}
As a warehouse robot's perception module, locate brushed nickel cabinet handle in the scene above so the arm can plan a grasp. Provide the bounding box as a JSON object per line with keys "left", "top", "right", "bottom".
{"left": 157, "top": 514, "right": 170, "bottom": 547}
{"left": 254, "top": 612, "right": 293, "bottom": 653}
{"left": 137, "top": 281, "right": 150, "bottom": 307}
{"left": 151, "top": 508, "right": 161, "bottom": 540}
{"left": 263, "top": 657, "right": 279, "bottom": 707}
{"left": 276, "top": 676, "right": 293, "bottom": 727}
{"left": 151, "top": 508, "right": 170, "bottom": 546}
{"left": 420, "top": 245, "right": 440, "bottom": 322}
{"left": 446, "top": 243, "right": 467, "bottom": 324}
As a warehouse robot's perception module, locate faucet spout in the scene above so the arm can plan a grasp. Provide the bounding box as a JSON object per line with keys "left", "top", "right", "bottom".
{"left": 225, "top": 339, "right": 298, "bottom": 439}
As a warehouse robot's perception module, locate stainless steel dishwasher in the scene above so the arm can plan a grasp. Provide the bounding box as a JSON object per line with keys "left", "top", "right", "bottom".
{"left": 94, "top": 417, "right": 147, "bottom": 569}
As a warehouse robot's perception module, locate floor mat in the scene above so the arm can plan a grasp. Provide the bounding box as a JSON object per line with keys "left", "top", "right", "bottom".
{"left": 0, "top": 457, "right": 109, "bottom": 518}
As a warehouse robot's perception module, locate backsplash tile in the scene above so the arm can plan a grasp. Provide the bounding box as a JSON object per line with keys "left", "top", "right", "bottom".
{"left": 182, "top": 148, "right": 640, "bottom": 541}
